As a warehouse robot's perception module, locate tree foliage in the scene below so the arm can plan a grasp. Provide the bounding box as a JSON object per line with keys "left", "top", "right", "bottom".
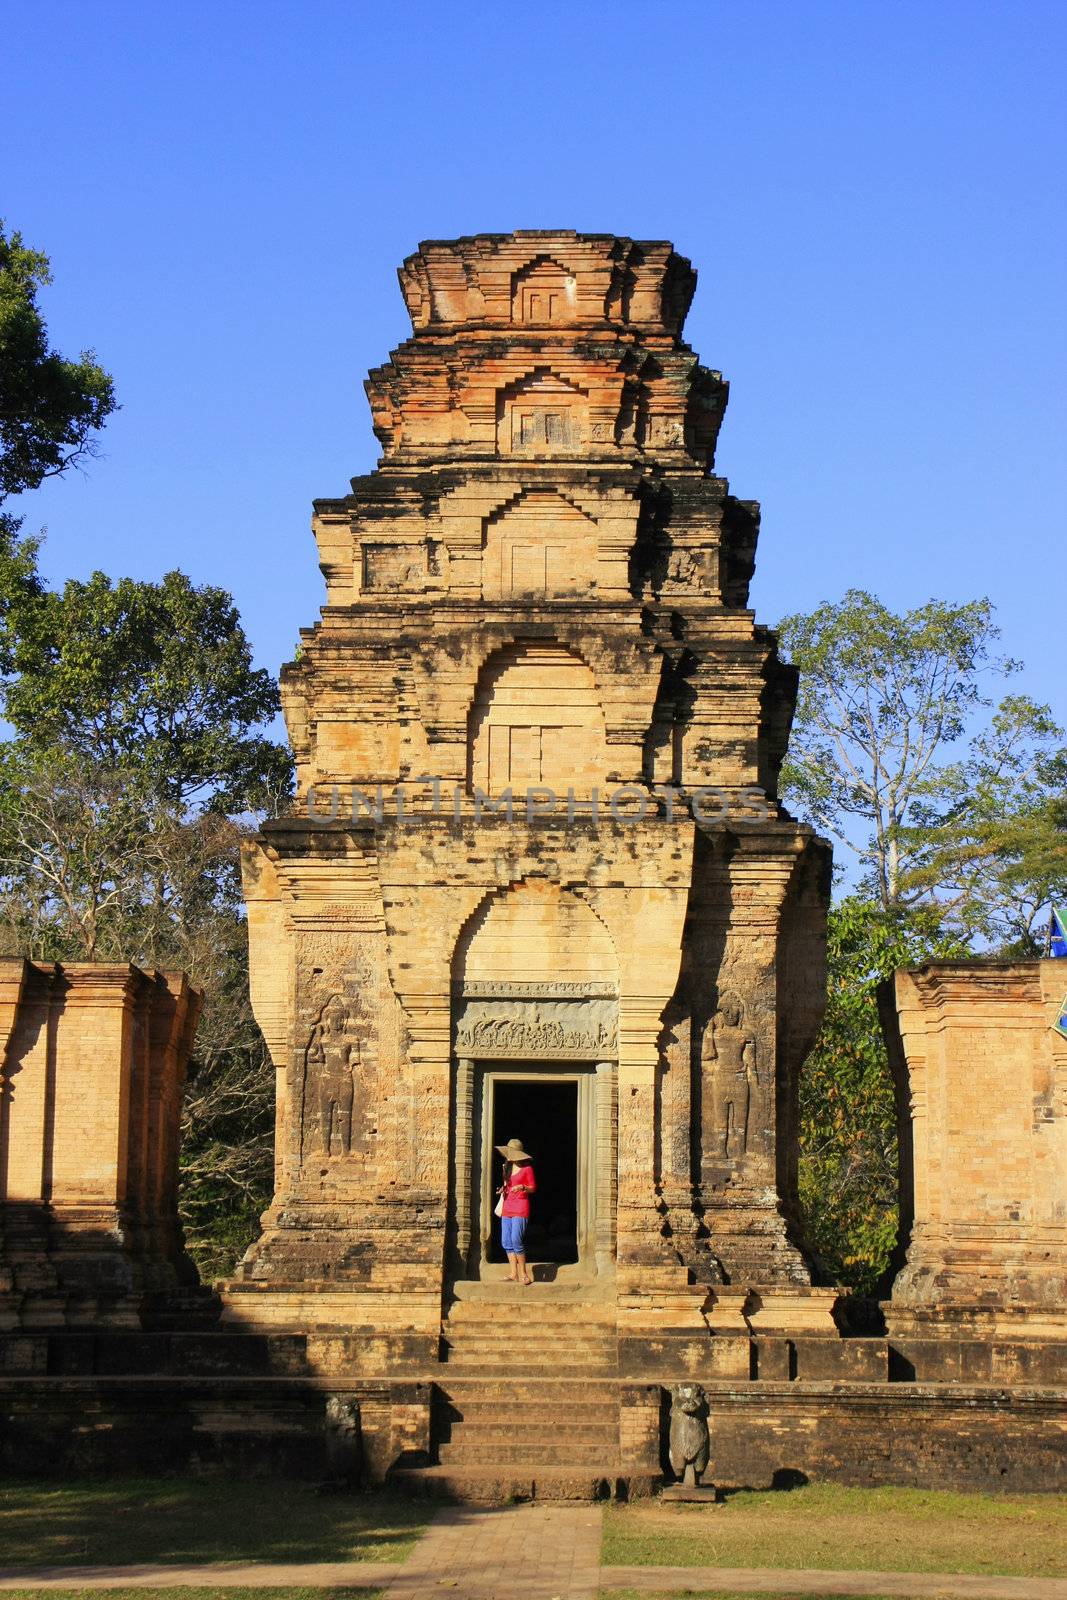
{"left": 0, "top": 515, "right": 43, "bottom": 677}
{"left": 0, "top": 223, "right": 279, "bottom": 1275}
{"left": 798, "top": 899, "right": 968, "bottom": 1294}
{"left": 784, "top": 590, "right": 1065, "bottom": 1294}
{"left": 0, "top": 756, "right": 278, "bottom": 1274}
{"left": 6, "top": 569, "right": 291, "bottom": 812}
{"left": 0, "top": 571, "right": 291, "bottom": 1274}
{"left": 778, "top": 589, "right": 1066, "bottom": 939}
{"left": 903, "top": 695, "right": 1067, "bottom": 951}
{"left": 0, "top": 222, "right": 116, "bottom": 502}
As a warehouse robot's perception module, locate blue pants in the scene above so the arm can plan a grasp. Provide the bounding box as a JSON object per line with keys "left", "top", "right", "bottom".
{"left": 501, "top": 1215, "right": 528, "bottom": 1254}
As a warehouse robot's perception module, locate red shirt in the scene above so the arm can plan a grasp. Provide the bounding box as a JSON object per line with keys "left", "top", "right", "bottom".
{"left": 501, "top": 1164, "right": 536, "bottom": 1218}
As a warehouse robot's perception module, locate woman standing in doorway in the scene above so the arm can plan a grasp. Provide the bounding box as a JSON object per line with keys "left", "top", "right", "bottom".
{"left": 496, "top": 1137, "right": 536, "bottom": 1286}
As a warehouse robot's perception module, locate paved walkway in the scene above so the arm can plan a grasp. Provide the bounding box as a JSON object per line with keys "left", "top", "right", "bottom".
{"left": 2, "top": 1502, "right": 1066, "bottom": 1599}
{"left": 386, "top": 1502, "right": 602, "bottom": 1598}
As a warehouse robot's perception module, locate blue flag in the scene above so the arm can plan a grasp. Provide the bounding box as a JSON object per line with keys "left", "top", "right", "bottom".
{"left": 1051, "top": 906, "right": 1067, "bottom": 960}
{"left": 1056, "top": 996, "right": 1067, "bottom": 1043}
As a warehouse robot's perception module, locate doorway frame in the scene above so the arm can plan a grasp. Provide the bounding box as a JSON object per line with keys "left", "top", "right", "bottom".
{"left": 481, "top": 1065, "right": 586, "bottom": 1275}
{"left": 451, "top": 1055, "right": 617, "bottom": 1283}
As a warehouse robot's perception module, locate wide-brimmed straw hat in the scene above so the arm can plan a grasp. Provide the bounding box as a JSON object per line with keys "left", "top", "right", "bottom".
{"left": 495, "top": 1137, "right": 532, "bottom": 1163}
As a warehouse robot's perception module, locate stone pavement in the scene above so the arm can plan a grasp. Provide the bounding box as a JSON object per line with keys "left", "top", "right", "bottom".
{"left": 384, "top": 1502, "right": 602, "bottom": 1598}
{"left": 2, "top": 1502, "right": 1066, "bottom": 1599}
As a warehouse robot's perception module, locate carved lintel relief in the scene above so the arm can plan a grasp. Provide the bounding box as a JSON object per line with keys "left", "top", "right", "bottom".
{"left": 700, "top": 992, "right": 759, "bottom": 1161}
{"left": 304, "top": 992, "right": 365, "bottom": 1157}
{"left": 453, "top": 996, "right": 618, "bottom": 1060}
{"left": 455, "top": 980, "right": 618, "bottom": 1000}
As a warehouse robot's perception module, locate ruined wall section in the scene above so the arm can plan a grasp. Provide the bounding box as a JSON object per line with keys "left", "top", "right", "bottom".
{"left": 0, "top": 960, "right": 201, "bottom": 1329}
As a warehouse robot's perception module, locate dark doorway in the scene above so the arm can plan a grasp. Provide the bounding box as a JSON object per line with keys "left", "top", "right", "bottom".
{"left": 490, "top": 1077, "right": 579, "bottom": 1264}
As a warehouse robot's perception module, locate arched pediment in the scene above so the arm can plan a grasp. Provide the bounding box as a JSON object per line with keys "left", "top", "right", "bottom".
{"left": 453, "top": 879, "right": 618, "bottom": 989}
{"left": 511, "top": 256, "right": 578, "bottom": 324}
{"left": 495, "top": 368, "right": 588, "bottom": 456}
{"left": 466, "top": 640, "right": 607, "bottom": 798}
{"left": 481, "top": 489, "right": 598, "bottom": 600}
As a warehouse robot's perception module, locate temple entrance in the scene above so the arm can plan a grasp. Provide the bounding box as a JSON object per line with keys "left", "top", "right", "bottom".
{"left": 473, "top": 1063, "right": 598, "bottom": 1278}
{"left": 488, "top": 1075, "right": 579, "bottom": 1265}
{"left": 448, "top": 881, "right": 620, "bottom": 1282}
{"left": 450, "top": 1055, "right": 614, "bottom": 1282}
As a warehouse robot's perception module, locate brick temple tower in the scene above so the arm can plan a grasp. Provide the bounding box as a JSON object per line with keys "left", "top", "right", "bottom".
{"left": 227, "top": 231, "right": 836, "bottom": 1398}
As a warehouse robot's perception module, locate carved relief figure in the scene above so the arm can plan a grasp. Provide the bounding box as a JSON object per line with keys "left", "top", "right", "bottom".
{"left": 665, "top": 549, "right": 696, "bottom": 588}
{"left": 306, "top": 994, "right": 359, "bottom": 1156}
{"left": 702, "top": 993, "right": 758, "bottom": 1160}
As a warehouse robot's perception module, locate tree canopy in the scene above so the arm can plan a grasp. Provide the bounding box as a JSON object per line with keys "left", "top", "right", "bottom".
{"left": 781, "top": 589, "right": 1065, "bottom": 1293}
{"left": 5, "top": 569, "right": 291, "bottom": 814}
{"left": 0, "top": 568, "right": 292, "bottom": 1272}
{"left": 798, "top": 898, "right": 968, "bottom": 1294}
{"left": 0, "top": 222, "right": 116, "bottom": 502}
{"left": 778, "top": 589, "right": 1065, "bottom": 943}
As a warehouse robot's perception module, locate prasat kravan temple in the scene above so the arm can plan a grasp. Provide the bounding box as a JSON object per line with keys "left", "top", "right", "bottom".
{"left": 0, "top": 232, "right": 1064, "bottom": 1497}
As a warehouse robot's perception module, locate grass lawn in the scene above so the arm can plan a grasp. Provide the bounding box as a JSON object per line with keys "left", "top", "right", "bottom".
{"left": 0, "top": 1592, "right": 381, "bottom": 1600}
{"left": 602, "top": 1482, "right": 1067, "bottom": 1579}
{"left": 0, "top": 1479, "right": 430, "bottom": 1568}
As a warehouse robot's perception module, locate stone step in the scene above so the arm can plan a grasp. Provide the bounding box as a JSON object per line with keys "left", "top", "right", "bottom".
{"left": 438, "top": 1418, "right": 619, "bottom": 1443}
{"left": 444, "top": 1401, "right": 617, "bottom": 1422}
{"left": 445, "top": 1316, "right": 616, "bottom": 1331}
{"left": 438, "top": 1440, "right": 618, "bottom": 1466}
{"left": 443, "top": 1319, "right": 617, "bottom": 1336}
{"left": 442, "top": 1342, "right": 617, "bottom": 1361}
{"left": 445, "top": 1310, "right": 616, "bottom": 1325}
{"left": 442, "top": 1356, "right": 619, "bottom": 1374}
{"left": 443, "top": 1344, "right": 617, "bottom": 1359}
{"left": 444, "top": 1345, "right": 617, "bottom": 1360}
{"left": 448, "top": 1297, "right": 616, "bottom": 1308}
{"left": 390, "top": 1463, "right": 656, "bottom": 1503}
{"left": 435, "top": 1376, "right": 620, "bottom": 1401}
{"left": 445, "top": 1303, "right": 617, "bottom": 1324}
{"left": 449, "top": 1281, "right": 614, "bottom": 1305}
{"left": 444, "top": 1325, "right": 618, "bottom": 1342}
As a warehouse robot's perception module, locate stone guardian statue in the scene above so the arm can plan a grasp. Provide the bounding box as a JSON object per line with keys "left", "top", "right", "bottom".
{"left": 323, "top": 1393, "right": 362, "bottom": 1486}
{"left": 669, "top": 1381, "right": 711, "bottom": 1486}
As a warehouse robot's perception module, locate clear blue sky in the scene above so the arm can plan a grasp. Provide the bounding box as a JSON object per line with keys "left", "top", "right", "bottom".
{"left": 5, "top": 0, "right": 1065, "bottom": 724}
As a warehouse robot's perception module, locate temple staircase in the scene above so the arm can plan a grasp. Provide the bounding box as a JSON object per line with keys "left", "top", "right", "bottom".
{"left": 394, "top": 1280, "right": 647, "bottom": 1500}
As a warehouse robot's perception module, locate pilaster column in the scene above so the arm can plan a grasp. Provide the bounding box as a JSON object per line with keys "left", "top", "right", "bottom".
{"left": 594, "top": 1060, "right": 617, "bottom": 1274}
{"left": 452, "top": 1057, "right": 475, "bottom": 1274}
{"left": 615, "top": 1007, "right": 675, "bottom": 1273}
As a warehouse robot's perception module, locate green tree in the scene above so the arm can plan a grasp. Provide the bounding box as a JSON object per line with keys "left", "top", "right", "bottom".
{"left": 780, "top": 591, "right": 1065, "bottom": 1293}
{"left": 778, "top": 590, "right": 1065, "bottom": 937}
{"left": 903, "top": 695, "right": 1067, "bottom": 951}
{"left": 0, "top": 573, "right": 292, "bottom": 1275}
{"left": 0, "top": 225, "right": 275, "bottom": 1274}
{"left": 5, "top": 569, "right": 291, "bottom": 812}
{"left": 0, "top": 755, "right": 277, "bottom": 1274}
{"left": 0, "top": 519, "right": 43, "bottom": 677}
{"left": 0, "top": 220, "right": 115, "bottom": 675}
{"left": 798, "top": 898, "right": 968, "bottom": 1294}
{"left": 0, "top": 222, "right": 116, "bottom": 501}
